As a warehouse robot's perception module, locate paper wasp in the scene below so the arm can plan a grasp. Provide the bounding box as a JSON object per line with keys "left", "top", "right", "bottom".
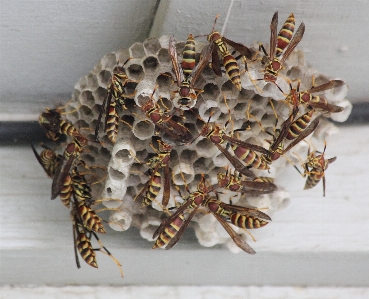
{"left": 259, "top": 12, "right": 305, "bottom": 92}
{"left": 207, "top": 15, "right": 253, "bottom": 90}
{"left": 135, "top": 139, "right": 172, "bottom": 208}
{"left": 299, "top": 143, "right": 336, "bottom": 197}
{"left": 199, "top": 118, "right": 271, "bottom": 173}
{"left": 204, "top": 197, "right": 271, "bottom": 231}
{"left": 51, "top": 137, "right": 86, "bottom": 200}
{"left": 71, "top": 202, "right": 123, "bottom": 277}
{"left": 261, "top": 106, "right": 320, "bottom": 164}
{"left": 152, "top": 176, "right": 214, "bottom": 250}
{"left": 94, "top": 58, "right": 139, "bottom": 143}
{"left": 217, "top": 168, "right": 277, "bottom": 194}
{"left": 285, "top": 79, "right": 345, "bottom": 114}
{"left": 139, "top": 91, "right": 193, "bottom": 143}
{"left": 31, "top": 143, "right": 63, "bottom": 178}
{"left": 168, "top": 35, "right": 213, "bottom": 109}
{"left": 153, "top": 176, "right": 263, "bottom": 254}
{"left": 39, "top": 107, "right": 87, "bottom": 142}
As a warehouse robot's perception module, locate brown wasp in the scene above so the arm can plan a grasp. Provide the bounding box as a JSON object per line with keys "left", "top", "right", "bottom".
{"left": 152, "top": 176, "right": 214, "bottom": 250}
{"left": 135, "top": 139, "right": 173, "bottom": 208}
{"left": 299, "top": 143, "right": 336, "bottom": 197}
{"left": 199, "top": 117, "right": 271, "bottom": 173}
{"left": 204, "top": 197, "right": 271, "bottom": 232}
{"left": 139, "top": 91, "right": 193, "bottom": 143}
{"left": 207, "top": 15, "right": 253, "bottom": 90}
{"left": 31, "top": 143, "right": 63, "bottom": 178}
{"left": 285, "top": 79, "right": 345, "bottom": 114}
{"left": 217, "top": 168, "right": 277, "bottom": 194}
{"left": 153, "top": 176, "right": 262, "bottom": 254}
{"left": 168, "top": 35, "right": 213, "bottom": 109}
{"left": 259, "top": 12, "right": 305, "bottom": 92}
{"left": 39, "top": 107, "right": 86, "bottom": 142}
{"left": 261, "top": 106, "right": 320, "bottom": 164}
{"left": 71, "top": 202, "right": 123, "bottom": 277}
{"left": 51, "top": 137, "right": 86, "bottom": 200}
{"left": 94, "top": 58, "right": 139, "bottom": 143}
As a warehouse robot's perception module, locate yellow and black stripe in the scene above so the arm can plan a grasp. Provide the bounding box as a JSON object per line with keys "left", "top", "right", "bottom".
{"left": 276, "top": 13, "right": 295, "bottom": 57}
{"left": 230, "top": 213, "right": 269, "bottom": 229}
{"left": 286, "top": 109, "right": 314, "bottom": 140}
{"left": 181, "top": 34, "right": 196, "bottom": 77}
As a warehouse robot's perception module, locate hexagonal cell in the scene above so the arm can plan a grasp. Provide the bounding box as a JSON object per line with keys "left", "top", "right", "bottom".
{"left": 158, "top": 48, "right": 170, "bottom": 64}
{"left": 221, "top": 79, "right": 239, "bottom": 94}
{"left": 127, "top": 64, "right": 144, "bottom": 81}
{"left": 92, "top": 86, "right": 108, "bottom": 106}
{"left": 116, "top": 48, "right": 130, "bottom": 64}
{"left": 286, "top": 66, "right": 303, "bottom": 81}
{"left": 198, "top": 100, "right": 221, "bottom": 122}
{"left": 94, "top": 144, "right": 109, "bottom": 160}
{"left": 79, "top": 90, "right": 95, "bottom": 108}
{"left": 172, "top": 162, "right": 195, "bottom": 186}
{"left": 132, "top": 118, "right": 155, "bottom": 140}
{"left": 101, "top": 52, "right": 117, "bottom": 70}
{"left": 202, "top": 83, "right": 220, "bottom": 101}
{"left": 143, "top": 38, "right": 161, "bottom": 55}
{"left": 237, "top": 88, "right": 255, "bottom": 103}
{"left": 114, "top": 148, "right": 134, "bottom": 167}
{"left": 98, "top": 70, "right": 112, "bottom": 86}
{"left": 129, "top": 43, "right": 146, "bottom": 59}
{"left": 86, "top": 73, "right": 99, "bottom": 90}
{"left": 143, "top": 56, "right": 159, "bottom": 74}
{"left": 156, "top": 72, "right": 173, "bottom": 89}
{"left": 195, "top": 138, "right": 219, "bottom": 158}
{"left": 179, "top": 149, "right": 198, "bottom": 164}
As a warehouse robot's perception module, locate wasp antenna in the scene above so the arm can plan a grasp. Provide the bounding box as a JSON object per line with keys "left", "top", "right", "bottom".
{"left": 212, "top": 14, "right": 220, "bottom": 32}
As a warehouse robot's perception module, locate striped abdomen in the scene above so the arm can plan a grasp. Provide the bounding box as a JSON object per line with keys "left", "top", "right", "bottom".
{"left": 152, "top": 213, "right": 185, "bottom": 249}
{"left": 230, "top": 213, "right": 269, "bottom": 229}
{"left": 232, "top": 145, "right": 269, "bottom": 170}
{"left": 59, "top": 174, "right": 72, "bottom": 208}
{"left": 276, "top": 13, "right": 295, "bottom": 57}
{"left": 210, "top": 32, "right": 241, "bottom": 90}
{"left": 304, "top": 170, "right": 323, "bottom": 190}
{"left": 40, "top": 149, "right": 61, "bottom": 177}
{"left": 181, "top": 34, "right": 196, "bottom": 77}
{"left": 71, "top": 171, "right": 92, "bottom": 203}
{"left": 286, "top": 109, "right": 314, "bottom": 140}
{"left": 76, "top": 231, "right": 98, "bottom": 268}
{"left": 78, "top": 203, "right": 106, "bottom": 233}
{"left": 106, "top": 101, "right": 119, "bottom": 143}
{"left": 111, "top": 67, "right": 128, "bottom": 99}
{"left": 59, "top": 120, "right": 79, "bottom": 137}
{"left": 141, "top": 171, "right": 161, "bottom": 207}
{"left": 253, "top": 177, "right": 274, "bottom": 184}
{"left": 222, "top": 54, "right": 242, "bottom": 90}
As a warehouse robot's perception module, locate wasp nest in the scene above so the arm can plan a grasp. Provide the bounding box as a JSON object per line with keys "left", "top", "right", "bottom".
{"left": 64, "top": 33, "right": 351, "bottom": 253}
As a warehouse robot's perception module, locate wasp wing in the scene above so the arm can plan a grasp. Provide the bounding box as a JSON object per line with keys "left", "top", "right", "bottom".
{"left": 212, "top": 212, "right": 256, "bottom": 254}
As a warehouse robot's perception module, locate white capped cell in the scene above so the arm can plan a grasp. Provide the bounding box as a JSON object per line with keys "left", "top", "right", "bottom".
{"left": 108, "top": 209, "right": 133, "bottom": 231}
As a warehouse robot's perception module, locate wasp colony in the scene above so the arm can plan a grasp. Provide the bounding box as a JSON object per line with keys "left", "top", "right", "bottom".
{"left": 33, "top": 12, "right": 351, "bottom": 276}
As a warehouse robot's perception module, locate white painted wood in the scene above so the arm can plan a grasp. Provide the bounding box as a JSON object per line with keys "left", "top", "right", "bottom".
{"left": 1, "top": 286, "right": 368, "bottom": 299}
{"left": 1, "top": 125, "right": 368, "bottom": 286}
